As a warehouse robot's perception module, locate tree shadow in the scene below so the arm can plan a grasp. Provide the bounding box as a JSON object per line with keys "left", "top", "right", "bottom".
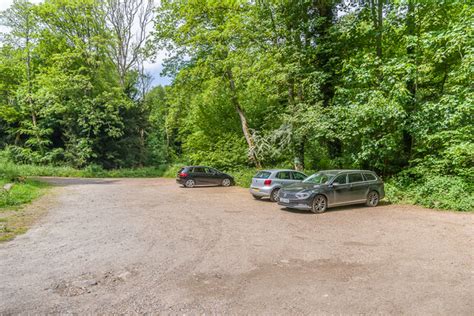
{"left": 31, "top": 177, "right": 120, "bottom": 186}
{"left": 279, "top": 207, "right": 313, "bottom": 215}
{"left": 279, "top": 200, "right": 391, "bottom": 215}
{"left": 179, "top": 184, "right": 224, "bottom": 189}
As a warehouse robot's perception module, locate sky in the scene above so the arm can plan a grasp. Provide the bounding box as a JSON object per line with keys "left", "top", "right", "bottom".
{"left": 0, "top": 0, "right": 171, "bottom": 86}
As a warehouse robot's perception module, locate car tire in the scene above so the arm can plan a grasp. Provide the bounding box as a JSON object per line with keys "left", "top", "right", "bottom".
{"left": 222, "top": 178, "right": 232, "bottom": 187}
{"left": 366, "top": 191, "right": 379, "bottom": 207}
{"left": 184, "top": 179, "right": 195, "bottom": 188}
{"left": 270, "top": 188, "right": 280, "bottom": 202}
{"left": 252, "top": 195, "right": 262, "bottom": 200}
{"left": 311, "top": 195, "right": 327, "bottom": 214}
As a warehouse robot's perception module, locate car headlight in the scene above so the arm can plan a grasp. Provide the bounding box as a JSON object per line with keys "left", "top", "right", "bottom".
{"left": 295, "top": 192, "right": 311, "bottom": 200}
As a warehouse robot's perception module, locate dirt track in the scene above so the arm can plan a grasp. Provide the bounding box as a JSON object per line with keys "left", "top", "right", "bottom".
{"left": 0, "top": 177, "right": 473, "bottom": 314}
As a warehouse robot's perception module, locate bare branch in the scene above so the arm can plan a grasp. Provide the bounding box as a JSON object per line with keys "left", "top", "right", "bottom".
{"left": 105, "top": 0, "right": 154, "bottom": 87}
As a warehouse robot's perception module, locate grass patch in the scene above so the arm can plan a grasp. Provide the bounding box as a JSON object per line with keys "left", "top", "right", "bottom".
{"left": 0, "top": 179, "right": 49, "bottom": 209}
{"left": 0, "top": 179, "right": 50, "bottom": 242}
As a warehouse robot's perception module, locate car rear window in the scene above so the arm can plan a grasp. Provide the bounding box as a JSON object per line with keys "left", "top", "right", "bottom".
{"left": 254, "top": 171, "right": 271, "bottom": 179}
{"left": 363, "top": 173, "right": 376, "bottom": 181}
{"left": 276, "top": 171, "right": 291, "bottom": 180}
{"left": 348, "top": 173, "right": 364, "bottom": 183}
{"left": 292, "top": 172, "right": 307, "bottom": 181}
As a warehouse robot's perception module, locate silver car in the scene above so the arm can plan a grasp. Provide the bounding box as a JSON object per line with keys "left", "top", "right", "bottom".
{"left": 250, "top": 169, "right": 307, "bottom": 202}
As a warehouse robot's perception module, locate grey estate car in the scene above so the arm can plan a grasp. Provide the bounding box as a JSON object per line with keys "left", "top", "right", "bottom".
{"left": 250, "top": 169, "right": 307, "bottom": 202}
{"left": 278, "top": 170, "right": 384, "bottom": 213}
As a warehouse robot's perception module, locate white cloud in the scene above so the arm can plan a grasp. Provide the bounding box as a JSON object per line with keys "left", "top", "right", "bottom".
{"left": 144, "top": 59, "right": 171, "bottom": 86}
{"left": 145, "top": 48, "right": 171, "bottom": 86}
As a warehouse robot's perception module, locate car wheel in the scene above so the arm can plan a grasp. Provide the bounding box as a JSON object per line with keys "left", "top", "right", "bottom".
{"left": 222, "top": 178, "right": 231, "bottom": 187}
{"left": 184, "top": 179, "right": 195, "bottom": 188}
{"left": 270, "top": 188, "right": 280, "bottom": 202}
{"left": 366, "top": 191, "right": 379, "bottom": 207}
{"left": 311, "top": 195, "right": 327, "bottom": 213}
{"left": 252, "top": 195, "right": 262, "bottom": 200}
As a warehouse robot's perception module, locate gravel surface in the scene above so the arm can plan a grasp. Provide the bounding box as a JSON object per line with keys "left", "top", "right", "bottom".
{"left": 0, "top": 177, "right": 473, "bottom": 314}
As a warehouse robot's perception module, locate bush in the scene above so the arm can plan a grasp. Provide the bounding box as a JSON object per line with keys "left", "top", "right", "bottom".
{"left": 225, "top": 168, "right": 257, "bottom": 187}
{"left": 386, "top": 174, "right": 473, "bottom": 212}
{"left": 162, "top": 163, "right": 188, "bottom": 178}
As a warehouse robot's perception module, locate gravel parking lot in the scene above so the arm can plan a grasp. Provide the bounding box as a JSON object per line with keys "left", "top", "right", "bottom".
{"left": 0, "top": 177, "right": 472, "bottom": 314}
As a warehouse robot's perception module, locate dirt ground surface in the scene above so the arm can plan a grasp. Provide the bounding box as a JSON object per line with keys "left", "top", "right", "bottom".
{"left": 0, "top": 177, "right": 473, "bottom": 314}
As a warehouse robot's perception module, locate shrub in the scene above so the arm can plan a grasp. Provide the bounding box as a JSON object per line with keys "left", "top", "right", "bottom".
{"left": 225, "top": 168, "right": 258, "bottom": 187}
{"left": 386, "top": 174, "right": 473, "bottom": 212}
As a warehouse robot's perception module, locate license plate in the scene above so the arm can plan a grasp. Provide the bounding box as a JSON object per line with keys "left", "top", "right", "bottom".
{"left": 280, "top": 198, "right": 289, "bottom": 203}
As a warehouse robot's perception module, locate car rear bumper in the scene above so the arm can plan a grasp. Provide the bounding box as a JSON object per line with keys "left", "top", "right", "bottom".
{"left": 176, "top": 178, "right": 186, "bottom": 185}
{"left": 249, "top": 186, "right": 272, "bottom": 197}
{"left": 379, "top": 187, "right": 385, "bottom": 200}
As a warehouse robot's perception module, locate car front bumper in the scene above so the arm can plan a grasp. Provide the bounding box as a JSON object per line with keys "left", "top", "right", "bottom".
{"left": 278, "top": 196, "right": 312, "bottom": 210}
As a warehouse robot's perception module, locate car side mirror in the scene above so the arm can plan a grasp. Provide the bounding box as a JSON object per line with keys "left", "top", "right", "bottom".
{"left": 331, "top": 182, "right": 340, "bottom": 187}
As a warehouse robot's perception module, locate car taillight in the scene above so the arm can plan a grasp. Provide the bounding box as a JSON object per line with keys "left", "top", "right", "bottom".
{"left": 179, "top": 172, "right": 188, "bottom": 178}
{"left": 264, "top": 179, "right": 272, "bottom": 186}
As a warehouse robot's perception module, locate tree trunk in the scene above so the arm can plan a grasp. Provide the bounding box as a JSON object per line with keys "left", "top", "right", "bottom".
{"left": 25, "top": 27, "right": 35, "bottom": 128}
{"left": 14, "top": 132, "right": 21, "bottom": 146}
{"left": 288, "top": 78, "right": 306, "bottom": 170}
{"left": 138, "top": 127, "right": 145, "bottom": 167}
{"left": 313, "top": 1, "right": 341, "bottom": 159}
{"left": 226, "top": 70, "right": 261, "bottom": 168}
{"left": 294, "top": 136, "right": 305, "bottom": 171}
{"left": 370, "top": 0, "right": 383, "bottom": 83}
{"left": 313, "top": 0, "right": 335, "bottom": 108}
{"left": 376, "top": 0, "right": 383, "bottom": 60}
{"left": 25, "top": 19, "right": 42, "bottom": 154}
{"left": 403, "top": 0, "right": 416, "bottom": 165}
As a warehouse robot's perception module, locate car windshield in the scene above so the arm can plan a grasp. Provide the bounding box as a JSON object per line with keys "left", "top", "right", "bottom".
{"left": 303, "top": 172, "right": 336, "bottom": 184}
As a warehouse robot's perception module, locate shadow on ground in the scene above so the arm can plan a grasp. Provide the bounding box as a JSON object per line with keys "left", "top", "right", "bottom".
{"left": 31, "top": 177, "right": 120, "bottom": 186}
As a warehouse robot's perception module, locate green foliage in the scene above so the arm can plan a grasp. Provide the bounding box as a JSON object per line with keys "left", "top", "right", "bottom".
{"left": 0, "top": 0, "right": 163, "bottom": 168}
{"left": 184, "top": 133, "right": 248, "bottom": 169}
{"left": 226, "top": 168, "right": 258, "bottom": 188}
{"left": 386, "top": 174, "right": 473, "bottom": 212}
